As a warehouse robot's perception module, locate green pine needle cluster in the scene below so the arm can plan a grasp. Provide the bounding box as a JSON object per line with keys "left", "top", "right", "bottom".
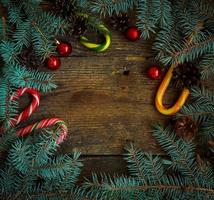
{"left": 177, "top": 87, "right": 214, "bottom": 144}
{"left": 82, "top": 123, "right": 214, "bottom": 200}
{"left": 0, "top": 130, "right": 83, "bottom": 200}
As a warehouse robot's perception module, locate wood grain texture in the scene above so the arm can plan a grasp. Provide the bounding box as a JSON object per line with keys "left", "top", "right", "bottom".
{"left": 19, "top": 30, "right": 185, "bottom": 156}
{"left": 3, "top": 1, "right": 214, "bottom": 177}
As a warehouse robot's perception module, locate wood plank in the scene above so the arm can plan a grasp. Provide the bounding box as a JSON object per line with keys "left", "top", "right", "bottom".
{"left": 80, "top": 156, "right": 128, "bottom": 180}
{"left": 18, "top": 31, "right": 214, "bottom": 156}
{"left": 21, "top": 53, "right": 170, "bottom": 155}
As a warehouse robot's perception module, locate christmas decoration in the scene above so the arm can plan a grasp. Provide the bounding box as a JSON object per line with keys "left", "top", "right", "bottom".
{"left": 47, "top": 56, "right": 61, "bottom": 70}
{"left": 57, "top": 42, "right": 72, "bottom": 56}
{"left": 125, "top": 26, "right": 140, "bottom": 41}
{"left": 72, "top": 16, "right": 88, "bottom": 37}
{"left": 147, "top": 65, "right": 161, "bottom": 80}
{"left": 9, "top": 88, "right": 40, "bottom": 127}
{"left": 109, "top": 13, "right": 130, "bottom": 32}
{"left": 174, "top": 116, "right": 198, "bottom": 140}
{"left": 155, "top": 65, "right": 190, "bottom": 115}
{"left": 1, "top": 87, "right": 68, "bottom": 145}
{"left": 80, "top": 24, "right": 111, "bottom": 52}
{"left": 17, "top": 118, "right": 68, "bottom": 144}
{"left": 172, "top": 62, "right": 201, "bottom": 89}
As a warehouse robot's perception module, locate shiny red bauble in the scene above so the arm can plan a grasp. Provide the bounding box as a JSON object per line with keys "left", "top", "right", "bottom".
{"left": 47, "top": 56, "right": 61, "bottom": 70}
{"left": 125, "top": 26, "right": 140, "bottom": 41}
{"left": 57, "top": 42, "right": 72, "bottom": 56}
{"left": 147, "top": 65, "right": 161, "bottom": 80}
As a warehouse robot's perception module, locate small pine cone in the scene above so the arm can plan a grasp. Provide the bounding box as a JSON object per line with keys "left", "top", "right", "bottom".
{"left": 71, "top": 16, "right": 88, "bottom": 37}
{"left": 174, "top": 116, "right": 198, "bottom": 140}
{"left": 109, "top": 13, "right": 130, "bottom": 32}
{"left": 172, "top": 62, "right": 201, "bottom": 89}
{"left": 53, "top": 0, "right": 75, "bottom": 19}
{"left": 19, "top": 47, "right": 42, "bottom": 68}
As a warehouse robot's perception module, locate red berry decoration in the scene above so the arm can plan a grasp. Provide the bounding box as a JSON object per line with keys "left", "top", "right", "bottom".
{"left": 148, "top": 65, "right": 161, "bottom": 80}
{"left": 47, "top": 56, "right": 61, "bottom": 70}
{"left": 125, "top": 26, "right": 140, "bottom": 41}
{"left": 57, "top": 42, "right": 72, "bottom": 56}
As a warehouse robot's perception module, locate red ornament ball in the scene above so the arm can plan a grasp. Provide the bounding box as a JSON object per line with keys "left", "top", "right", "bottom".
{"left": 57, "top": 42, "right": 72, "bottom": 56}
{"left": 125, "top": 26, "right": 140, "bottom": 41}
{"left": 47, "top": 56, "right": 61, "bottom": 70}
{"left": 147, "top": 65, "right": 161, "bottom": 80}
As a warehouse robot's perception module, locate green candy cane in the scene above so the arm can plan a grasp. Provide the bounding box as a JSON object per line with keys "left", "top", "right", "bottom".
{"left": 80, "top": 24, "right": 111, "bottom": 52}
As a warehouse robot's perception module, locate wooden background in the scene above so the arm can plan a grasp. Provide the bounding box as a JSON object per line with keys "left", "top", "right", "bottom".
{"left": 2, "top": 1, "right": 212, "bottom": 178}
{"left": 6, "top": 27, "right": 214, "bottom": 179}
{"left": 20, "top": 31, "right": 185, "bottom": 178}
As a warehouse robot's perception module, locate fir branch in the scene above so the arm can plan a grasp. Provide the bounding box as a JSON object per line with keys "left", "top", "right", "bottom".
{"left": 13, "top": 20, "right": 31, "bottom": 51}
{"left": 8, "top": 139, "right": 32, "bottom": 173}
{"left": 91, "top": 183, "right": 214, "bottom": 193}
{"left": 89, "top": 0, "right": 137, "bottom": 17}
{"left": 4, "top": 64, "right": 56, "bottom": 92}
{"left": 0, "top": 41, "right": 20, "bottom": 65}
{"left": 31, "top": 21, "right": 55, "bottom": 59}
{"left": 30, "top": 187, "right": 86, "bottom": 200}
{"left": 177, "top": 87, "right": 214, "bottom": 122}
{"left": 156, "top": 0, "right": 172, "bottom": 29}
{"left": 0, "top": 167, "right": 20, "bottom": 197}
{"left": 0, "top": 79, "right": 18, "bottom": 129}
{"left": 7, "top": 4, "right": 23, "bottom": 25}
{"left": 30, "top": 129, "right": 63, "bottom": 167}
{"left": 0, "top": 129, "right": 17, "bottom": 153}
{"left": 199, "top": 52, "right": 214, "bottom": 79}
{"left": 84, "top": 174, "right": 214, "bottom": 199}
{"left": 152, "top": 124, "right": 197, "bottom": 180}
{"left": 199, "top": 116, "right": 214, "bottom": 141}
{"left": 191, "top": 0, "right": 214, "bottom": 21}
{"left": 179, "top": 13, "right": 211, "bottom": 44}
{"left": 137, "top": 0, "right": 158, "bottom": 39}
{"left": 165, "top": 35, "right": 214, "bottom": 65}
{"left": 124, "top": 144, "right": 147, "bottom": 184}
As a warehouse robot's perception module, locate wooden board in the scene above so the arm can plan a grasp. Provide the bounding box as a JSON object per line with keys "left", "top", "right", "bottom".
{"left": 17, "top": 28, "right": 214, "bottom": 177}
{"left": 22, "top": 33, "right": 171, "bottom": 155}
{"left": 15, "top": 30, "right": 179, "bottom": 177}
{"left": 2, "top": 0, "right": 214, "bottom": 178}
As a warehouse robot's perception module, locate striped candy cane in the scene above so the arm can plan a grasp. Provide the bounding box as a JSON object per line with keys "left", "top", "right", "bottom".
{"left": 3, "top": 88, "right": 68, "bottom": 144}
{"left": 17, "top": 118, "right": 68, "bottom": 145}
{"left": 80, "top": 24, "right": 111, "bottom": 52}
{"left": 9, "top": 88, "right": 40, "bottom": 127}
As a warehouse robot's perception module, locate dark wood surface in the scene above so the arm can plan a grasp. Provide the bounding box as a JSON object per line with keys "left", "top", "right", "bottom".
{"left": 19, "top": 28, "right": 214, "bottom": 177}
{"left": 19, "top": 30, "right": 188, "bottom": 177}
{"left": 7, "top": 29, "right": 214, "bottom": 178}
{"left": 2, "top": 2, "right": 214, "bottom": 178}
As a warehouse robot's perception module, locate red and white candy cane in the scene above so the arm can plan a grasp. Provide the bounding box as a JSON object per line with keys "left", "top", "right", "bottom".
{"left": 4, "top": 88, "right": 68, "bottom": 144}
{"left": 9, "top": 88, "right": 40, "bottom": 127}
{"left": 17, "top": 118, "right": 68, "bottom": 145}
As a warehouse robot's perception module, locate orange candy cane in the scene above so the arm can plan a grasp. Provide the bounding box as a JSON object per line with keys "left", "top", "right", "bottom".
{"left": 155, "top": 64, "right": 190, "bottom": 115}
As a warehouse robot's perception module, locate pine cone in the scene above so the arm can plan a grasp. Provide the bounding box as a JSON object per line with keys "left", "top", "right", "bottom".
{"left": 71, "top": 16, "right": 88, "bottom": 37}
{"left": 174, "top": 116, "right": 198, "bottom": 140}
{"left": 19, "top": 47, "right": 42, "bottom": 68}
{"left": 109, "top": 13, "right": 130, "bottom": 32}
{"left": 172, "top": 62, "right": 201, "bottom": 89}
{"left": 53, "top": 0, "right": 88, "bottom": 37}
{"left": 53, "top": 0, "right": 75, "bottom": 19}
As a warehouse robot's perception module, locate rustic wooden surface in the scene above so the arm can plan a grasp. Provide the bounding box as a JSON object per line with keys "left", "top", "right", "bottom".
{"left": 18, "top": 30, "right": 190, "bottom": 177}
{"left": 14, "top": 28, "right": 214, "bottom": 178}
{"left": 2, "top": 1, "right": 214, "bottom": 178}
